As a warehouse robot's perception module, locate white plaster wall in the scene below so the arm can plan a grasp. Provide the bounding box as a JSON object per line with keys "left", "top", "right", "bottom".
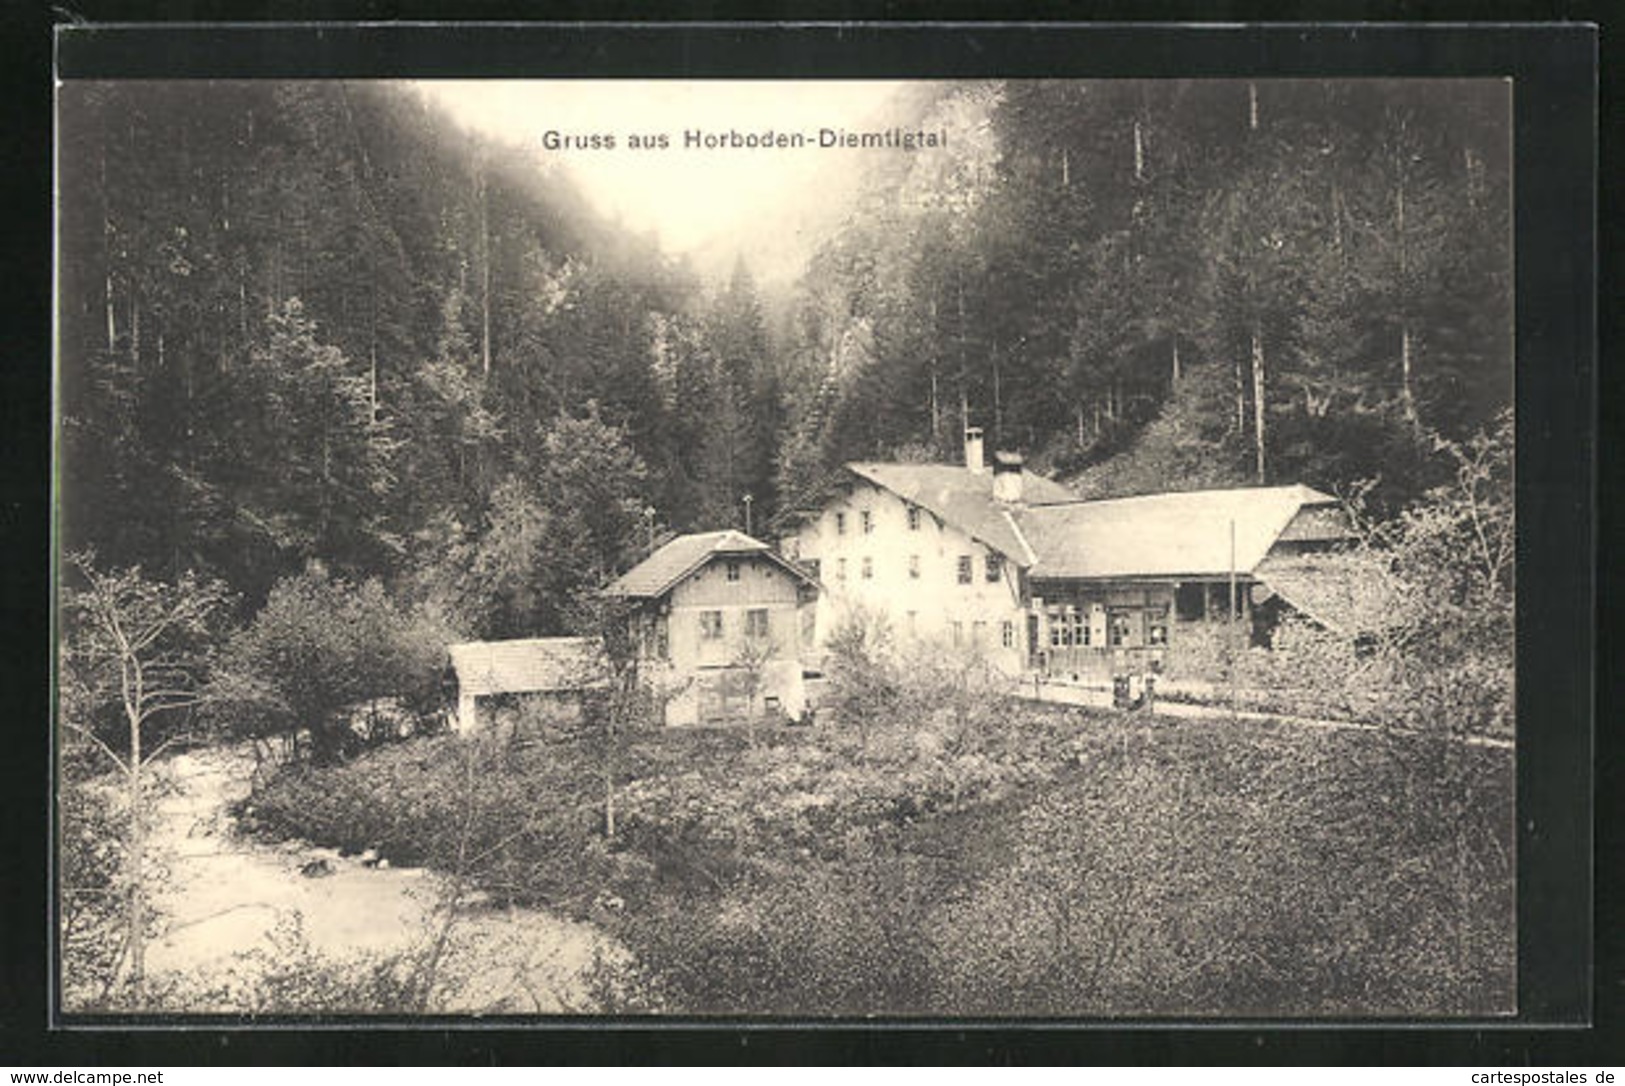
{"left": 793, "top": 480, "right": 1028, "bottom": 674}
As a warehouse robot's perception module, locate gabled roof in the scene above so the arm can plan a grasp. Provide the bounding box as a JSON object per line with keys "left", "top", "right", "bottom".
{"left": 605, "top": 529, "right": 815, "bottom": 600}
{"left": 1016, "top": 484, "right": 1343, "bottom": 580}
{"left": 447, "top": 637, "right": 602, "bottom": 697}
{"left": 845, "top": 462, "right": 1077, "bottom": 563}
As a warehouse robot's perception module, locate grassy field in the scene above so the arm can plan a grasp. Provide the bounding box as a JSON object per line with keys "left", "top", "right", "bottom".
{"left": 243, "top": 700, "right": 1515, "bottom": 1017}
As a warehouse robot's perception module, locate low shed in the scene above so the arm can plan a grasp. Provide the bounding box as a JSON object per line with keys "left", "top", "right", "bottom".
{"left": 446, "top": 637, "right": 602, "bottom": 735}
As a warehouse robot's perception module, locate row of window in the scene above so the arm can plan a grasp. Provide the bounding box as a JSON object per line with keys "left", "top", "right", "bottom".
{"left": 835, "top": 505, "right": 926, "bottom": 536}
{"left": 804, "top": 554, "right": 1004, "bottom": 584}
{"left": 699, "top": 608, "right": 772, "bottom": 641}
{"left": 1044, "top": 607, "right": 1170, "bottom": 648}
{"left": 902, "top": 613, "right": 1018, "bottom": 649}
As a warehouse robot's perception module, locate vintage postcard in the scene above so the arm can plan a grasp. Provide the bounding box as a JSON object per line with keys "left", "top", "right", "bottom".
{"left": 54, "top": 71, "right": 1524, "bottom": 1021}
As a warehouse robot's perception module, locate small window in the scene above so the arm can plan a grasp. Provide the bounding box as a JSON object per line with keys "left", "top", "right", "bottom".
{"left": 861, "top": 556, "right": 873, "bottom": 580}
{"left": 985, "top": 554, "right": 1004, "bottom": 583}
{"left": 1146, "top": 607, "right": 1169, "bottom": 646}
{"left": 700, "top": 610, "right": 724, "bottom": 640}
{"left": 907, "top": 505, "right": 921, "bottom": 531}
{"left": 861, "top": 510, "right": 874, "bottom": 534}
{"left": 837, "top": 558, "right": 847, "bottom": 581}
{"left": 746, "top": 608, "right": 770, "bottom": 640}
{"left": 726, "top": 560, "right": 740, "bottom": 582}
{"left": 835, "top": 512, "right": 846, "bottom": 536}
{"left": 1001, "top": 620, "right": 1015, "bottom": 649}
{"left": 908, "top": 554, "right": 920, "bottom": 579}
{"left": 956, "top": 555, "right": 972, "bottom": 584}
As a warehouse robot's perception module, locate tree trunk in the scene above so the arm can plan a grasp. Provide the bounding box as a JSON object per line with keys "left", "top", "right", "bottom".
{"left": 1248, "top": 81, "right": 1259, "bottom": 131}
{"left": 1251, "top": 321, "right": 1267, "bottom": 484}
{"left": 1234, "top": 351, "right": 1246, "bottom": 434}
{"left": 1400, "top": 324, "right": 1417, "bottom": 423}
{"left": 1171, "top": 337, "right": 1181, "bottom": 385}
{"left": 1133, "top": 117, "right": 1145, "bottom": 182}
{"left": 478, "top": 162, "right": 492, "bottom": 380}
{"left": 125, "top": 681, "right": 145, "bottom": 1004}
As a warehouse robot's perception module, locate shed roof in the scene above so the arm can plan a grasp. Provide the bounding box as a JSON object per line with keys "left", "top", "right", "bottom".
{"left": 1253, "top": 551, "right": 1398, "bottom": 635}
{"left": 605, "top": 529, "right": 814, "bottom": 600}
{"left": 1017, "top": 484, "right": 1342, "bottom": 580}
{"left": 447, "top": 637, "right": 602, "bottom": 698}
{"left": 844, "top": 462, "right": 1076, "bottom": 563}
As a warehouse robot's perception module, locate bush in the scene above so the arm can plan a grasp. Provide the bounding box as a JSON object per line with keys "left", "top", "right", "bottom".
{"left": 212, "top": 563, "right": 458, "bottom": 763}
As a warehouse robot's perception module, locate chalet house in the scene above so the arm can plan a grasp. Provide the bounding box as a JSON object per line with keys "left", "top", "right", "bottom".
{"left": 605, "top": 530, "right": 820, "bottom": 726}
{"left": 785, "top": 427, "right": 1354, "bottom": 682}
{"left": 446, "top": 636, "right": 602, "bottom": 735}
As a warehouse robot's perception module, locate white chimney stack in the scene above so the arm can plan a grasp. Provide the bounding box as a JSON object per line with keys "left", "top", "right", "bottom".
{"left": 964, "top": 426, "right": 985, "bottom": 474}
{"left": 992, "top": 450, "right": 1024, "bottom": 503}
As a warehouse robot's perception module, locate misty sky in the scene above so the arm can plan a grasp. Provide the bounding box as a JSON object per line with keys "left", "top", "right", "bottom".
{"left": 419, "top": 81, "right": 910, "bottom": 259}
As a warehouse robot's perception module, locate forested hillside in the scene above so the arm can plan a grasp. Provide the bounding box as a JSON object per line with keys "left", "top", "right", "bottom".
{"left": 770, "top": 79, "right": 1511, "bottom": 524}
{"left": 58, "top": 81, "right": 782, "bottom": 635}
{"left": 58, "top": 79, "right": 1511, "bottom": 635}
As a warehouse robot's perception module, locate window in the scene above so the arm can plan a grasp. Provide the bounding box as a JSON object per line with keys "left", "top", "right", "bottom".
{"left": 1072, "top": 611, "right": 1089, "bottom": 646}
{"left": 1001, "top": 620, "right": 1015, "bottom": 649}
{"left": 804, "top": 558, "right": 821, "bottom": 582}
{"left": 1109, "top": 611, "right": 1138, "bottom": 647}
{"left": 835, "top": 512, "right": 846, "bottom": 536}
{"left": 1175, "top": 582, "right": 1206, "bottom": 622}
{"left": 956, "top": 555, "right": 973, "bottom": 584}
{"left": 950, "top": 620, "right": 963, "bottom": 646}
{"left": 986, "top": 554, "right": 1004, "bottom": 583}
{"left": 861, "top": 556, "right": 873, "bottom": 580}
{"left": 907, "top": 505, "right": 921, "bottom": 531}
{"left": 726, "top": 560, "right": 741, "bottom": 582}
{"left": 908, "top": 554, "right": 920, "bottom": 579}
{"left": 1146, "top": 607, "right": 1169, "bottom": 646}
{"left": 837, "top": 558, "right": 847, "bottom": 581}
{"left": 746, "top": 608, "right": 770, "bottom": 640}
{"left": 972, "top": 620, "right": 987, "bottom": 645}
{"left": 1049, "top": 610, "right": 1068, "bottom": 647}
{"left": 700, "top": 610, "right": 724, "bottom": 640}
{"left": 861, "top": 510, "right": 874, "bottom": 534}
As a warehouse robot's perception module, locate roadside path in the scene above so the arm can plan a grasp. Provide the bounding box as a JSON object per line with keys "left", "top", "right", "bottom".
{"left": 1016, "top": 679, "right": 1515, "bottom": 751}
{"left": 140, "top": 744, "right": 623, "bottom": 1014}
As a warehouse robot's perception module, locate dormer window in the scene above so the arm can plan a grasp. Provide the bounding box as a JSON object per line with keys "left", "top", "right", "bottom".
{"left": 861, "top": 510, "right": 874, "bottom": 534}
{"left": 985, "top": 554, "right": 1004, "bottom": 583}
{"left": 726, "top": 560, "right": 741, "bottom": 582}
{"left": 835, "top": 512, "right": 846, "bottom": 536}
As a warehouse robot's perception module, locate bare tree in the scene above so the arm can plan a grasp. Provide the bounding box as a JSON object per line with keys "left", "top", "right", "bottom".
{"left": 60, "top": 552, "right": 230, "bottom": 1005}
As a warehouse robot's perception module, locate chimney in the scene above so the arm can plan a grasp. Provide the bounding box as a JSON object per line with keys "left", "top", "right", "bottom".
{"left": 992, "top": 450, "right": 1024, "bottom": 503}
{"left": 964, "top": 426, "right": 985, "bottom": 474}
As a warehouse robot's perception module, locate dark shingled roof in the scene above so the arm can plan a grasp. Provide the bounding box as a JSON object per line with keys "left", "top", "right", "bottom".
{"left": 1016, "top": 484, "right": 1343, "bottom": 580}
{"left": 845, "top": 462, "right": 1077, "bottom": 563}
{"left": 605, "top": 530, "right": 814, "bottom": 600}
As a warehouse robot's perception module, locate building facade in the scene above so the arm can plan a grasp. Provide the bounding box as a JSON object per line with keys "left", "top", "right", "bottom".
{"left": 606, "top": 530, "right": 819, "bottom": 726}
{"left": 784, "top": 429, "right": 1354, "bottom": 684}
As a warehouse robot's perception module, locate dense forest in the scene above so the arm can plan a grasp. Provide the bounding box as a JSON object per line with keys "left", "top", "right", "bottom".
{"left": 58, "top": 79, "right": 1511, "bottom": 636}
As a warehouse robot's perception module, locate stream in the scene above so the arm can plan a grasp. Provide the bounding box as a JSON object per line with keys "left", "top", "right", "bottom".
{"left": 139, "top": 744, "right": 624, "bottom": 1014}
